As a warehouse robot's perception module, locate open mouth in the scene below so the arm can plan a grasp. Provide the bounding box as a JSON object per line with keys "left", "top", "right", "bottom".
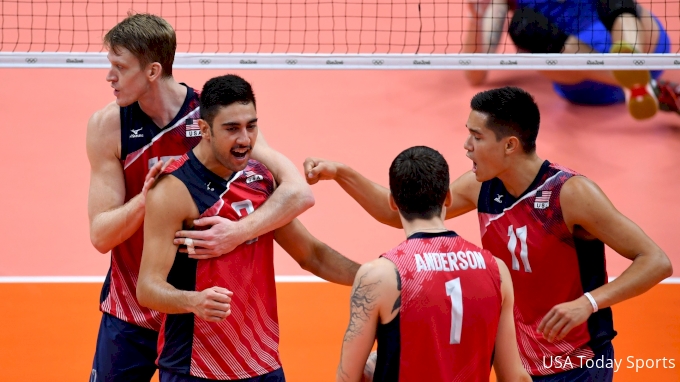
{"left": 472, "top": 161, "right": 477, "bottom": 173}
{"left": 231, "top": 146, "right": 250, "bottom": 159}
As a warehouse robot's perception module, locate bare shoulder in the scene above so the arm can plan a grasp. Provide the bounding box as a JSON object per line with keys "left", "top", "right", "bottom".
{"left": 560, "top": 175, "right": 610, "bottom": 211}
{"left": 146, "top": 175, "right": 198, "bottom": 220}
{"left": 87, "top": 101, "right": 122, "bottom": 160}
{"left": 353, "top": 258, "right": 398, "bottom": 290}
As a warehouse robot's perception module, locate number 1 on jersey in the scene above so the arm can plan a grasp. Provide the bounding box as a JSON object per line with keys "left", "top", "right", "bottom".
{"left": 507, "top": 225, "right": 531, "bottom": 272}
{"left": 445, "top": 278, "right": 463, "bottom": 345}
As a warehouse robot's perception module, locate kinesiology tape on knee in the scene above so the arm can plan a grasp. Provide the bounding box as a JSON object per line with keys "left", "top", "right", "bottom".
{"left": 509, "top": 7, "right": 569, "bottom": 54}
{"left": 598, "top": 0, "right": 639, "bottom": 31}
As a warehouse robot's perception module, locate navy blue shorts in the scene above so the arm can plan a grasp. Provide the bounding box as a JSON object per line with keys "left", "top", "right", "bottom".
{"left": 532, "top": 343, "right": 615, "bottom": 382}
{"left": 159, "top": 368, "right": 285, "bottom": 382}
{"left": 90, "top": 313, "right": 159, "bottom": 382}
{"left": 553, "top": 16, "right": 671, "bottom": 105}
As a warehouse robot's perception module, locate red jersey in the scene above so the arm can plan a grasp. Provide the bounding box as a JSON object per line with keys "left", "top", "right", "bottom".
{"left": 477, "top": 161, "right": 616, "bottom": 376}
{"left": 378, "top": 231, "right": 502, "bottom": 382}
{"left": 157, "top": 151, "right": 281, "bottom": 380}
{"left": 100, "top": 85, "right": 202, "bottom": 330}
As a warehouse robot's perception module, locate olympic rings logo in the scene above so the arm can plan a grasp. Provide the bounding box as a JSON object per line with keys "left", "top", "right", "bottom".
{"left": 199, "top": 59, "right": 211, "bottom": 65}
{"left": 545, "top": 60, "right": 558, "bottom": 65}
{"left": 372, "top": 60, "right": 384, "bottom": 65}
{"left": 633, "top": 60, "right": 645, "bottom": 66}
{"left": 25, "top": 58, "right": 37, "bottom": 63}
{"left": 458, "top": 60, "right": 471, "bottom": 65}
{"left": 286, "top": 60, "right": 298, "bottom": 65}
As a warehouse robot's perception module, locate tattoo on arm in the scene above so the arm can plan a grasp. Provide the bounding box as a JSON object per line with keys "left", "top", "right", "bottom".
{"left": 391, "top": 267, "right": 402, "bottom": 313}
{"left": 344, "top": 273, "right": 381, "bottom": 342}
{"left": 337, "top": 347, "right": 350, "bottom": 382}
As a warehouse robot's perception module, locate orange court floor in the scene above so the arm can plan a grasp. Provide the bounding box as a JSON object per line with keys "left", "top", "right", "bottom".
{"left": 0, "top": 65, "right": 679, "bottom": 381}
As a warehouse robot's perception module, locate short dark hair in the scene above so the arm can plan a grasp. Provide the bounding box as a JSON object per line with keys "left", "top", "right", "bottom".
{"left": 389, "top": 146, "right": 450, "bottom": 222}
{"left": 200, "top": 75, "right": 257, "bottom": 127}
{"left": 104, "top": 13, "right": 176, "bottom": 77}
{"left": 470, "top": 86, "right": 540, "bottom": 153}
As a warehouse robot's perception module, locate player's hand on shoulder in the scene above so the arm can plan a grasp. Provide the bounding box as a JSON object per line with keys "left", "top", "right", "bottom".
{"left": 303, "top": 157, "right": 342, "bottom": 185}
{"left": 190, "top": 286, "right": 233, "bottom": 322}
{"left": 141, "top": 157, "right": 176, "bottom": 199}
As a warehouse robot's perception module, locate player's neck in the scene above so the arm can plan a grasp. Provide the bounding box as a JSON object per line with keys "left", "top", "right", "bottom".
{"left": 137, "top": 77, "right": 187, "bottom": 129}
{"left": 402, "top": 216, "right": 448, "bottom": 238}
{"left": 192, "top": 143, "right": 235, "bottom": 180}
{"left": 497, "top": 153, "right": 544, "bottom": 198}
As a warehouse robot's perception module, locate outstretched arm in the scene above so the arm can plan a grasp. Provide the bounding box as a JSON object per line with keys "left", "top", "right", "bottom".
{"left": 304, "top": 158, "right": 402, "bottom": 228}
{"left": 538, "top": 176, "right": 673, "bottom": 342}
{"left": 304, "top": 158, "right": 479, "bottom": 228}
{"left": 137, "top": 175, "right": 232, "bottom": 322}
{"left": 275, "top": 219, "right": 360, "bottom": 286}
{"left": 174, "top": 130, "right": 315, "bottom": 257}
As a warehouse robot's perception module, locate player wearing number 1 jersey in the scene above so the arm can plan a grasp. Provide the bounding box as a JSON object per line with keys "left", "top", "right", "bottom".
{"left": 335, "top": 146, "right": 530, "bottom": 382}
{"left": 306, "top": 87, "right": 672, "bottom": 381}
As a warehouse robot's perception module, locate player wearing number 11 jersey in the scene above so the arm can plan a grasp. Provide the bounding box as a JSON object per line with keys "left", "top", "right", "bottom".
{"left": 335, "top": 146, "right": 530, "bottom": 382}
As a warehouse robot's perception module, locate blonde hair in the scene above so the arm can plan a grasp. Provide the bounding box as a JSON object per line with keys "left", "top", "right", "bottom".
{"left": 104, "top": 13, "right": 176, "bottom": 77}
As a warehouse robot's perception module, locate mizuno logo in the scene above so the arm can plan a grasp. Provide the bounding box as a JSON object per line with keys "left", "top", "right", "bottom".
{"left": 207, "top": 182, "right": 215, "bottom": 191}
{"left": 129, "top": 127, "right": 144, "bottom": 138}
{"left": 494, "top": 194, "right": 503, "bottom": 203}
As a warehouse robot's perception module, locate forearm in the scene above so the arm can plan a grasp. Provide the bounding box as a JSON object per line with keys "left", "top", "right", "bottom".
{"left": 335, "top": 164, "right": 402, "bottom": 228}
{"left": 239, "top": 183, "right": 314, "bottom": 241}
{"left": 90, "top": 194, "right": 145, "bottom": 253}
{"left": 137, "top": 278, "right": 196, "bottom": 314}
{"left": 304, "top": 243, "right": 361, "bottom": 286}
{"left": 589, "top": 250, "right": 672, "bottom": 309}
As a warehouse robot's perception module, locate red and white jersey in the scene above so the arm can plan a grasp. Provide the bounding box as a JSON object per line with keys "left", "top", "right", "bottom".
{"left": 157, "top": 151, "right": 280, "bottom": 380}
{"left": 477, "top": 161, "right": 616, "bottom": 376}
{"left": 100, "top": 85, "right": 202, "bottom": 331}
{"left": 379, "top": 231, "right": 502, "bottom": 382}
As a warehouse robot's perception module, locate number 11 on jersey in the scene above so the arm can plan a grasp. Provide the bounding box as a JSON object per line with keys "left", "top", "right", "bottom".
{"left": 507, "top": 225, "right": 532, "bottom": 272}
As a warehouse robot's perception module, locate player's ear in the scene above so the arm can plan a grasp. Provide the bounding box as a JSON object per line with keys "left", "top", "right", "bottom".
{"left": 198, "top": 119, "right": 211, "bottom": 139}
{"left": 388, "top": 193, "right": 399, "bottom": 212}
{"left": 505, "top": 136, "right": 521, "bottom": 155}
{"left": 443, "top": 189, "right": 453, "bottom": 208}
{"left": 147, "top": 62, "right": 163, "bottom": 82}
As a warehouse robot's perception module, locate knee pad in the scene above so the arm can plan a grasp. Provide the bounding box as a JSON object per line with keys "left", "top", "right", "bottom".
{"left": 598, "top": 0, "right": 639, "bottom": 31}
{"left": 509, "top": 7, "right": 569, "bottom": 54}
